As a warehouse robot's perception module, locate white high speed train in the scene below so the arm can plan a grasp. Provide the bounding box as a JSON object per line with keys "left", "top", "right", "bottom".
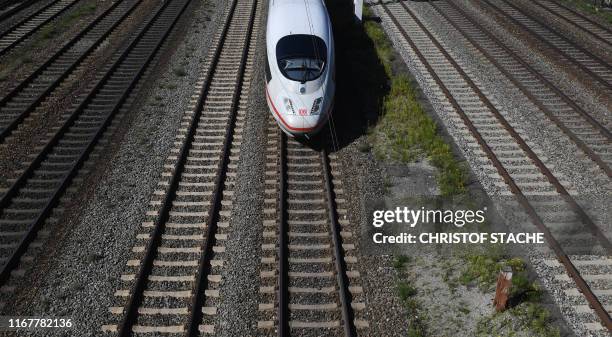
{"left": 264, "top": 0, "right": 335, "bottom": 137}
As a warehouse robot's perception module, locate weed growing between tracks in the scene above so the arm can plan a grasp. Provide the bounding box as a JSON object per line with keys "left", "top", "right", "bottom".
{"left": 329, "top": 2, "right": 564, "bottom": 335}
{"left": 453, "top": 243, "right": 560, "bottom": 337}
{"left": 362, "top": 7, "right": 466, "bottom": 196}
{"left": 38, "top": 3, "right": 99, "bottom": 41}
{"left": 393, "top": 256, "right": 428, "bottom": 337}
{"left": 562, "top": 0, "right": 612, "bottom": 24}
{"left": 0, "top": 1, "right": 99, "bottom": 82}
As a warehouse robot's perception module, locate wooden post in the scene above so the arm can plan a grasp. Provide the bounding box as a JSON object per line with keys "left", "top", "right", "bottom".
{"left": 493, "top": 267, "right": 512, "bottom": 312}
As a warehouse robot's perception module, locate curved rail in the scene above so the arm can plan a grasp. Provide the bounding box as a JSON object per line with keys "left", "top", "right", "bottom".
{"left": 0, "top": 0, "right": 190, "bottom": 287}
{"left": 0, "top": 0, "right": 142, "bottom": 143}
{"left": 379, "top": 1, "right": 611, "bottom": 331}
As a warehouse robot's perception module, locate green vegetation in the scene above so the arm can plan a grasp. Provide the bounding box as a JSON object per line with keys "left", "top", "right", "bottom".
{"left": 458, "top": 249, "right": 505, "bottom": 289}
{"left": 392, "top": 255, "right": 410, "bottom": 270}
{"left": 0, "top": 1, "right": 98, "bottom": 80}
{"left": 357, "top": 141, "right": 372, "bottom": 152}
{"left": 324, "top": 0, "right": 466, "bottom": 195}
{"left": 327, "top": 2, "right": 558, "bottom": 335}
{"left": 460, "top": 251, "right": 559, "bottom": 335}
{"left": 37, "top": 3, "right": 98, "bottom": 41}
{"left": 402, "top": 284, "right": 427, "bottom": 337}
{"left": 173, "top": 67, "right": 187, "bottom": 77}
{"left": 387, "top": 256, "right": 428, "bottom": 336}
{"left": 477, "top": 302, "right": 560, "bottom": 337}
{"left": 362, "top": 8, "right": 466, "bottom": 196}
{"left": 458, "top": 250, "right": 537, "bottom": 293}
{"left": 459, "top": 251, "right": 543, "bottom": 305}
{"left": 398, "top": 281, "right": 418, "bottom": 300}
{"left": 562, "top": 0, "right": 612, "bottom": 24}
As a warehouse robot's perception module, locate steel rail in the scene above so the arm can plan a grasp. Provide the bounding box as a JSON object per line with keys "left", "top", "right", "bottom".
{"left": 0, "top": 0, "right": 76, "bottom": 56}
{"left": 276, "top": 135, "right": 357, "bottom": 337}
{"left": 0, "top": 0, "right": 141, "bottom": 143}
{"left": 481, "top": 0, "right": 612, "bottom": 90}
{"left": 322, "top": 148, "right": 357, "bottom": 337}
{"left": 534, "top": 0, "right": 612, "bottom": 48}
{"left": 0, "top": 0, "right": 40, "bottom": 24}
{"left": 381, "top": 1, "right": 612, "bottom": 330}
{"left": 431, "top": 1, "right": 611, "bottom": 177}
{"left": 186, "top": 0, "right": 257, "bottom": 334}
{"left": 115, "top": 0, "right": 243, "bottom": 334}
{"left": 0, "top": 0, "right": 186, "bottom": 286}
{"left": 399, "top": 0, "right": 612, "bottom": 254}
{"left": 277, "top": 131, "right": 288, "bottom": 336}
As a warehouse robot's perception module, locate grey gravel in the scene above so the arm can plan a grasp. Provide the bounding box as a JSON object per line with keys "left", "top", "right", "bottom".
{"left": 460, "top": 0, "right": 611, "bottom": 121}
{"left": 0, "top": 0, "right": 223, "bottom": 335}
{"left": 411, "top": 0, "right": 610, "bottom": 231}
{"left": 215, "top": 0, "right": 267, "bottom": 335}
{"left": 370, "top": 1, "right": 608, "bottom": 336}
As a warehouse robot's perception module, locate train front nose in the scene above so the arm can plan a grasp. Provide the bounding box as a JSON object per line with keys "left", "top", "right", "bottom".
{"left": 266, "top": 83, "right": 331, "bottom": 136}
{"left": 282, "top": 114, "right": 326, "bottom": 135}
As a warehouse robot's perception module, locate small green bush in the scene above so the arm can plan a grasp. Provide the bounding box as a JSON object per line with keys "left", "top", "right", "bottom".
{"left": 398, "top": 282, "right": 417, "bottom": 301}
{"left": 393, "top": 255, "right": 410, "bottom": 270}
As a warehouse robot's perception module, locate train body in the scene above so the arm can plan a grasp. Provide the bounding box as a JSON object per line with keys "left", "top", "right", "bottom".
{"left": 264, "top": 0, "right": 335, "bottom": 137}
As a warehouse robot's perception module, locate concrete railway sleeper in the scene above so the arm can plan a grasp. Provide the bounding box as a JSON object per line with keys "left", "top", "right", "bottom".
{"left": 377, "top": 1, "right": 612, "bottom": 332}
{"left": 0, "top": 0, "right": 192, "bottom": 293}
{"left": 0, "top": 0, "right": 144, "bottom": 143}
{"left": 103, "top": 0, "right": 259, "bottom": 334}
{"left": 430, "top": 1, "right": 612, "bottom": 178}
{"left": 257, "top": 117, "right": 369, "bottom": 337}
{"left": 0, "top": 0, "right": 77, "bottom": 56}
{"left": 481, "top": 0, "right": 612, "bottom": 92}
{"left": 530, "top": 0, "right": 612, "bottom": 48}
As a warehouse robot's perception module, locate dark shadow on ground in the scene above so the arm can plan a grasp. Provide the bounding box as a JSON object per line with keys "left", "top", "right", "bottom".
{"left": 304, "top": 0, "right": 390, "bottom": 152}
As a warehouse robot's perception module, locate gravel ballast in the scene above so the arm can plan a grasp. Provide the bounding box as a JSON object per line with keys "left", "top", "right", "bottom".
{"left": 0, "top": 0, "right": 224, "bottom": 335}
{"left": 369, "top": 1, "right": 609, "bottom": 336}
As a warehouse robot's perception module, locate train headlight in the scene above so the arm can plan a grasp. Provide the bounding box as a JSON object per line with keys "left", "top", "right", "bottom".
{"left": 283, "top": 97, "right": 295, "bottom": 114}
{"left": 310, "top": 97, "right": 323, "bottom": 115}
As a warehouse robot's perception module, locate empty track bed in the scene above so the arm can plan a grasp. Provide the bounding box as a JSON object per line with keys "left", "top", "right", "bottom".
{"left": 257, "top": 122, "right": 369, "bottom": 336}
{"left": 102, "top": 0, "right": 258, "bottom": 334}
{"left": 377, "top": 1, "right": 611, "bottom": 334}
{"left": 0, "top": 0, "right": 191, "bottom": 292}
{"left": 531, "top": 0, "right": 612, "bottom": 49}
{"left": 480, "top": 0, "right": 612, "bottom": 91}
{"left": 0, "top": 0, "right": 143, "bottom": 143}
{"left": 0, "top": 0, "right": 77, "bottom": 55}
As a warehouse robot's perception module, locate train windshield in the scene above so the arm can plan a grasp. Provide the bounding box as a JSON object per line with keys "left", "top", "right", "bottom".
{"left": 276, "top": 34, "right": 327, "bottom": 83}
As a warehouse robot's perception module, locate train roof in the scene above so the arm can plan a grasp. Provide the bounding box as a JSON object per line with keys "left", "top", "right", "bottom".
{"left": 267, "top": 0, "right": 331, "bottom": 46}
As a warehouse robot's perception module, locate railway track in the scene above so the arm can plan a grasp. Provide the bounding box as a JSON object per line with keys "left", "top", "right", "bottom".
{"left": 257, "top": 121, "right": 368, "bottom": 336}
{"left": 0, "top": 0, "right": 142, "bottom": 144}
{"left": 531, "top": 0, "right": 612, "bottom": 49}
{"left": 376, "top": 1, "right": 612, "bottom": 333}
{"left": 428, "top": 1, "right": 612, "bottom": 178}
{"left": 479, "top": 0, "right": 612, "bottom": 91}
{"left": 0, "top": 0, "right": 78, "bottom": 56}
{"left": 102, "top": 0, "right": 258, "bottom": 334}
{"left": 0, "top": 0, "right": 40, "bottom": 24}
{"left": 0, "top": 0, "right": 190, "bottom": 292}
